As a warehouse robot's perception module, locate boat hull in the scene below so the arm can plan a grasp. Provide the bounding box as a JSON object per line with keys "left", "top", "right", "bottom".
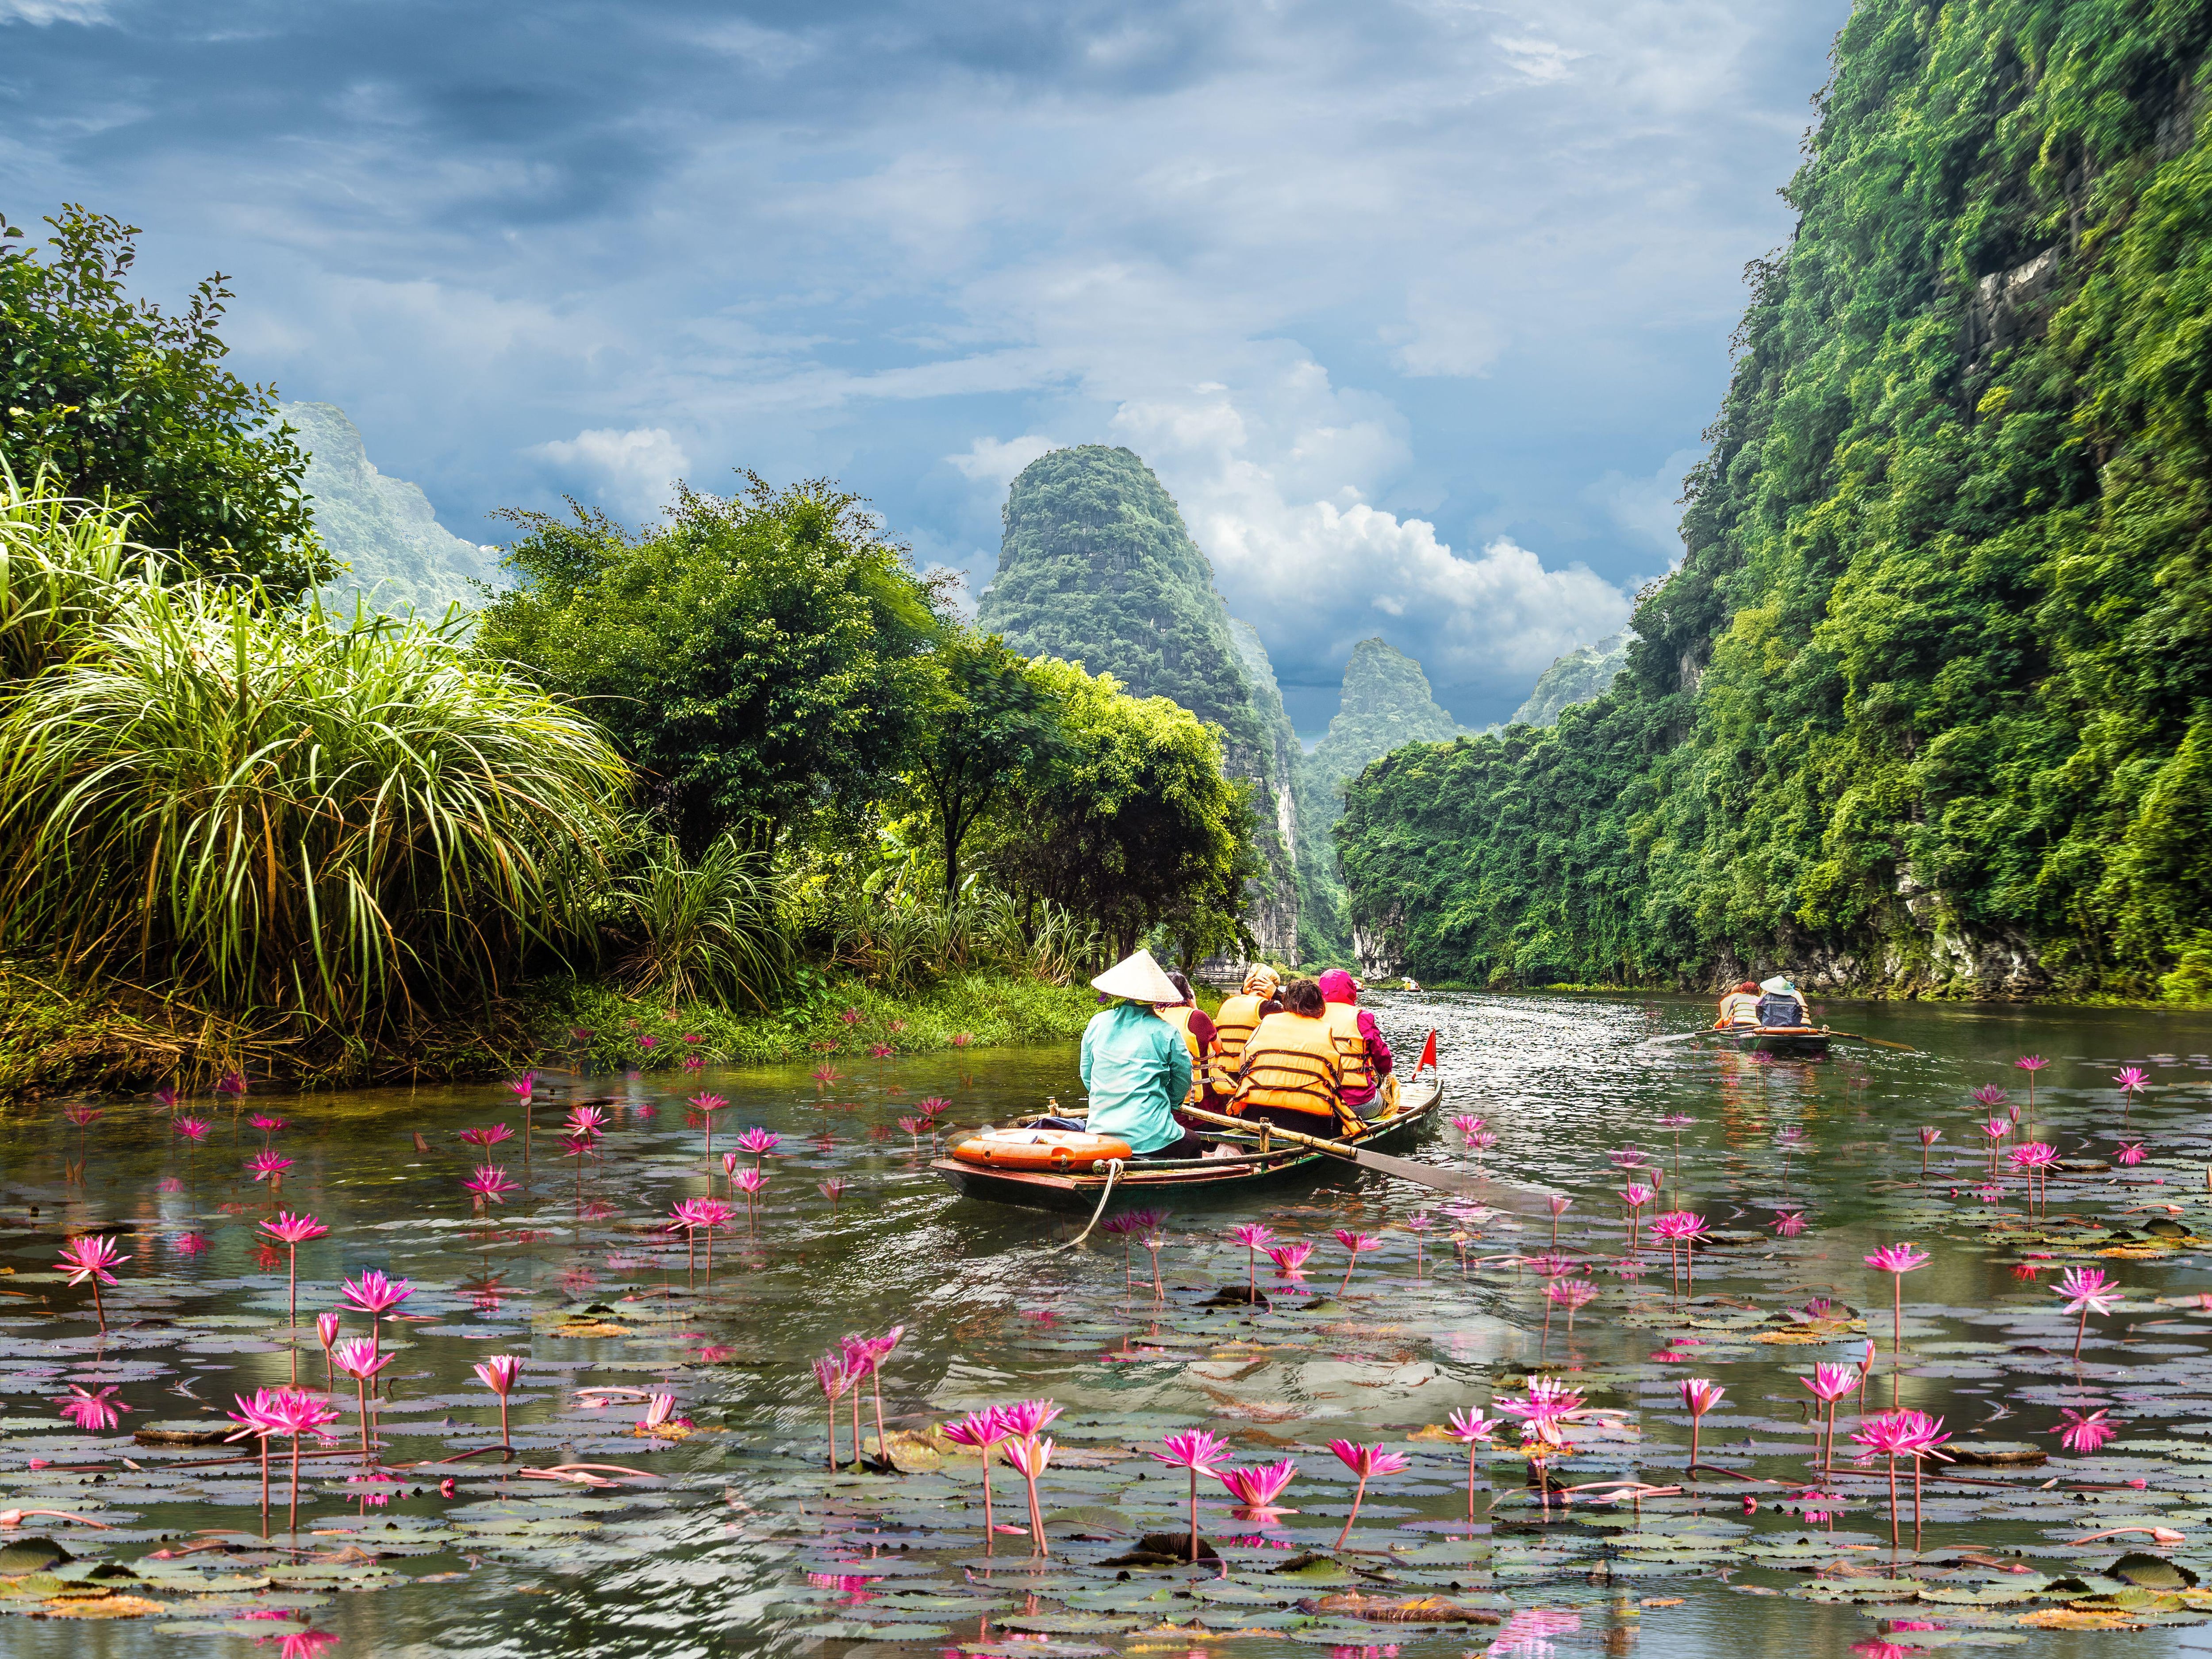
{"left": 932, "top": 1076, "right": 1445, "bottom": 1214}
{"left": 1743, "top": 1027, "right": 1831, "bottom": 1057}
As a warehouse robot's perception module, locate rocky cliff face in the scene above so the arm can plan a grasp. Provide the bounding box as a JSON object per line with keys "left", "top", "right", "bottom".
{"left": 1510, "top": 629, "right": 1634, "bottom": 727}
{"left": 284, "top": 402, "right": 502, "bottom": 615}
{"left": 979, "top": 445, "right": 1298, "bottom": 960}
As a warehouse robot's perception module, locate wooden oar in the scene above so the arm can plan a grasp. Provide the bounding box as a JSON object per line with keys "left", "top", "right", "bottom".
{"left": 1822, "top": 1029, "right": 1917, "bottom": 1052}
{"left": 1641, "top": 1029, "right": 1730, "bottom": 1046}
{"left": 1177, "top": 1104, "right": 1497, "bottom": 1200}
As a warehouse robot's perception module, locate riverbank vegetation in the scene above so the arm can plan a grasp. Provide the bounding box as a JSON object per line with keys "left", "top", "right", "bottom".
{"left": 1340, "top": 1, "right": 2212, "bottom": 1003}
{"left": 0, "top": 210, "right": 1263, "bottom": 1099}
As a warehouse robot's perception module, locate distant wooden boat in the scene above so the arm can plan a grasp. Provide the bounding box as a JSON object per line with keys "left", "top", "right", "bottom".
{"left": 931, "top": 1075, "right": 1447, "bottom": 1215}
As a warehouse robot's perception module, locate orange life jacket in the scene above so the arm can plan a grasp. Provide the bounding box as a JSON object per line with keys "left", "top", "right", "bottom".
{"left": 1716, "top": 991, "right": 1760, "bottom": 1028}
{"left": 1155, "top": 1003, "right": 1210, "bottom": 1106}
{"left": 1320, "top": 1001, "right": 1375, "bottom": 1094}
{"left": 1231, "top": 1011, "right": 1344, "bottom": 1127}
{"left": 1214, "top": 993, "right": 1270, "bottom": 1068}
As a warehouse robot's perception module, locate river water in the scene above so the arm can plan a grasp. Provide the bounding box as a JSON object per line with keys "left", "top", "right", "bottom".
{"left": 7, "top": 990, "right": 2212, "bottom": 1658}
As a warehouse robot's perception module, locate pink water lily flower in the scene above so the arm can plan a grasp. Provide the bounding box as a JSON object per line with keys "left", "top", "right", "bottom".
{"left": 1217, "top": 1457, "right": 1299, "bottom": 1517}
{"left": 459, "top": 1124, "right": 514, "bottom": 1150}
{"left": 2115, "top": 1065, "right": 2148, "bottom": 1093}
{"left": 1332, "top": 1229, "right": 1382, "bottom": 1296}
{"left": 1328, "top": 1440, "right": 1412, "bottom": 1547}
{"left": 1002, "top": 1433, "right": 1055, "bottom": 1555}
{"left": 463, "top": 1164, "right": 520, "bottom": 1210}
{"left": 1156, "top": 1429, "right": 1233, "bottom": 1559}
{"left": 2055, "top": 1265, "right": 2119, "bottom": 1360}
{"left": 246, "top": 1151, "right": 295, "bottom": 1187}
{"left": 57, "top": 1383, "right": 129, "bottom": 1433}
{"left": 1863, "top": 1242, "right": 1930, "bottom": 1358}
{"left": 58, "top": 1233, "right": 128, "bottom": 1333}
{"left": 942, "top": 1407, "right": 1011, "bottom": 1542}
{"left": 1800, "top": 1361, "right": 1860, "bottom": 1470}
{"left": 2115, "top": 1142, "right": 2146, "bottom": 1166}
{"left": 330, "top": 1337, "right": 392, "bottom": 1459}
{"left": 175, "top": 1116, "right": 211, "bottom": 1144}
{"left": 1678, "top": 1378, "right": 1725, "bottom": 1468}
{"left": 2055, "top": 1407, "right": 2121, "bottom": 1454}
{"left": 1267, "top": 1240, "right": 1314, "bottom": 1283}
{"left": 259, "top": 1212, "right": 326, "bottom": 1327}
{"left": 1773, "top": 1211, "right": 1807, "bottom": 1237}
{"left": 1444, "top": 1408, "right": 1498, "bottom": 1517}
{"left": 1229, "top": 1224, "right": 1277, "bottom": 1297}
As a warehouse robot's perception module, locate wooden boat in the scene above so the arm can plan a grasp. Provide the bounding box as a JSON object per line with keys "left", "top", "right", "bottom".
{"left": 931, "top": 1074, "right": 1447, "bottom": 1215}
{"left": 1721, "top": 1025, "right": 1832, "bottom": 1057}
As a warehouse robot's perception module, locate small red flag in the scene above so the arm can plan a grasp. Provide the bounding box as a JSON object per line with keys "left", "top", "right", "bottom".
{"left": 1416, "top": 1030, "right": 1438, "bottom": 1072}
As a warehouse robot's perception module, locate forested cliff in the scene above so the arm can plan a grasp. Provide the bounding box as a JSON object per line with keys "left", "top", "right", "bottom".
{"left": 1340, "top": 0, "right": 2212, "bottom": 1001}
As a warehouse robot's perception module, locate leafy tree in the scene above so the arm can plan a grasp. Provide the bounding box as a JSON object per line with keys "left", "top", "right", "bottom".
{"left": 908, "top": 630, "right": 1064, "bottom": 909}
{"left": 982, "top": 657, "right": 1258, "bottom": 960}
{"left": 0, "top": 205, "right": 330, "bottom": 597}
{"left": 478, "top": 477, "right": 951, "bottom": 853}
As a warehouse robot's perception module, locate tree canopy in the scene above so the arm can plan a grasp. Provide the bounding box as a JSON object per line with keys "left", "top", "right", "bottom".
{"left": 478, "top": 478, "right": 951, "bottom": 853}
{"left": 0, "top": 206, "right": 330, "bottom": 598}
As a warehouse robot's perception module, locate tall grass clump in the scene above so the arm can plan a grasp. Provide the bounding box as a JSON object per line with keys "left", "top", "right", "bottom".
{"left": 0, "top": 511, "right": 631, "bottom": 1034}
{"left": 612, "top": 829, "right": 791, "bottom": 1009}
{"left": 0, "top": 466, "right": 144, "bottom": 680}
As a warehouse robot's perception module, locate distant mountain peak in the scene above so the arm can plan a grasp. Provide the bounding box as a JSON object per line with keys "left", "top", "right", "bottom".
{"left": 1510, "top": 628, "right": 1634, "bottom": 727}
{"left": 283, "top": 401, "right": 502, "bottom": 616}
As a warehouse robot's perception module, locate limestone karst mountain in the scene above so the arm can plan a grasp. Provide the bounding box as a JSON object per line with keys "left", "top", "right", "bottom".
{"left": 977, "top": 445, "right": 1298, "bottom": 959}
{"left": 1510, "top": 629, "right": 1635, "bottom": 727}
{"left": 283, "top": 401, "right": 502, "bottom": 615}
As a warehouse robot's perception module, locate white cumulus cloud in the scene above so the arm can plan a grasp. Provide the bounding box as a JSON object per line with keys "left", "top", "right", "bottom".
{"left": 0, "top": 0, "right": 110, "bottom": 22}
{"left": 531, "top": 426, "right": 690, "bottom": 519}
{"left": 946, "top": 433, "right": 1055, "bottom": 486}
{"left": 1105, "top": 364, "right": 1633, "bottom": 698}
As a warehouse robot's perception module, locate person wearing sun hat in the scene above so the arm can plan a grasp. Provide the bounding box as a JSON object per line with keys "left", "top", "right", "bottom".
{"left": 1073, "top": 948, "right": 1200, "bottom": 1159}
{"left": 1756, "top": 974, "right": 1809, "bottom": 1028}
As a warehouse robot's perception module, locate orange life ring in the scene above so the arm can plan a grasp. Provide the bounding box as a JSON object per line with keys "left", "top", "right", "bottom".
{"left": 950, "top": 1129, "right": 1135, "bottom": 1171}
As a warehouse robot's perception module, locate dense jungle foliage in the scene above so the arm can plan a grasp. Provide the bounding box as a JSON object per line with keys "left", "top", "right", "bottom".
{"left": 0, "top": 223, "right": 1263, "bottom": 1087}
{"left": 1340, "top": 0, "right": 2212, "bottom": 1000}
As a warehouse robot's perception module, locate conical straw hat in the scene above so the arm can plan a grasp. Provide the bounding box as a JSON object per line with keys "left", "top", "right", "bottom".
{"left": 1091, "top": 948, "right": 1181, "bottom": 1005}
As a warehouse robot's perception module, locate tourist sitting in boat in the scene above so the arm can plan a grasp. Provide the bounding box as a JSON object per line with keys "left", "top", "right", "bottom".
{"left": 1229, "top": 977, "right": 1356, "bottom": 1137}
{"left": 1756, "top": 975, "right": 1810, "bottom": 1027}
{"left": 1065, "top": 949, "right": 1203, "bottom": 1160}
{"left": 1317, "top": 968, "right": 1395, "bottom": 1116}
{"left": 1154, "top": 970, "right": 1224, "bottom": 1110}
{"left": 1716, "top": 980, "right": 1762, "bottom": 1028}
{"left": 1210, "top": 965, "right": 1282, "bottom": 1092}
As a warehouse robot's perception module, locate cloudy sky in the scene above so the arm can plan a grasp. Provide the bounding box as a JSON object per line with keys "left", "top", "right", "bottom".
{"left": 1, "top": 0, "right": 1849, "bottom": 728}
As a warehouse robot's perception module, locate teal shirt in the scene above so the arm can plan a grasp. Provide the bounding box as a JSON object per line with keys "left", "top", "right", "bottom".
{"left": 1079, "top": 1002, "right": 1193, "bottom": 1155}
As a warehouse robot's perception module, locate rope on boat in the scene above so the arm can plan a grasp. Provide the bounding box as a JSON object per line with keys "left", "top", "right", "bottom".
{"left": 1056, "top": 1159, "right": 1125, "bottom": 1251}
